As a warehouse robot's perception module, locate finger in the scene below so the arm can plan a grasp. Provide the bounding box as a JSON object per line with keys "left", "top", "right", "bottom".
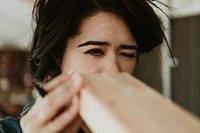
{"left": 22, "top": 72, "right": 83, "bottom": 130}
{"left": 31, "top": 73, "right": 83, "bottom": 125}
{"left": 64, "top": 115, "right": 83, "bottom": 133}
{"left": 20, "top": 97, "right": 42, "bottom": 123}
{"left": 80, "top": 121, "right": 92, "bottom": 133}
{"left": 20, "top": 97, "right": 43, "bottom": 132}
{"left": 44, "top": 95, "right": 80, "bottom": 133}
{"left": 43, "top": 70, "right": 74, "bottom": 91}
{"left": 32, "top": 82, "right": 73, "bottom": 124}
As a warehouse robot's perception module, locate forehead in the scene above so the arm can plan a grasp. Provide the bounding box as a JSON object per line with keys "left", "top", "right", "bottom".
{"left": 81, "top": 12, "right": 126, "bottom": 31}
{"left": 68, "top": 12, "right": 135, "bottom": 46}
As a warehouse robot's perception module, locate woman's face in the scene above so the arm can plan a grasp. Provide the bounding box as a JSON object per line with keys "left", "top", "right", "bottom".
{"left": 61, "top": 12, "right": 137, "bottom": 74}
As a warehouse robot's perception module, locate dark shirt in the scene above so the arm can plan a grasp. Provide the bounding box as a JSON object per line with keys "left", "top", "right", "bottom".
{"left": 0, "top": 117, "right": 22, "bottom": 133}
{"left": 0, "top": 102, "right": 34, "bottom": 133}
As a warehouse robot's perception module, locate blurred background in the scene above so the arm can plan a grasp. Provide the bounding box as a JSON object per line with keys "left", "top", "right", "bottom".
{"left": 0, "top": 0, "right": 200, "bottom": 119}
{"left": 0, "top": 0, "right": 34, "bottom": 118}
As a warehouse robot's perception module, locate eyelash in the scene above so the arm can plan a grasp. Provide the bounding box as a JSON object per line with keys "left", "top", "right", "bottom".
{"left": 84, "top": 48, "right": 137, "bottom": 58}
{"left": 84, "top": 48, "right": 104, "bottom": 56}
{"left": 120, "top": 53, "right": 137, "bottom": 58}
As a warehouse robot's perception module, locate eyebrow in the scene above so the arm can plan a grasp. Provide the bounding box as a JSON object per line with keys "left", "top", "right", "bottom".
{"left": 78, "top": 41, "right": 110, "bottom": 47}
{"left": 78, "top": 41, "right": 138, "bottom": 50}
{"left": 119, "top": 44, "right": 138, "bottom": 50}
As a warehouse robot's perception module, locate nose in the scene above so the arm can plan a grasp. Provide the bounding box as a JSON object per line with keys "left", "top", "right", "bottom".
{"left": 102, "top": 57, "right": 120, "bottom": 73}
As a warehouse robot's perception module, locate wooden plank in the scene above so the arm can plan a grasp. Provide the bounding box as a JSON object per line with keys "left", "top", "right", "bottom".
{"left": 79, "top": 73, "right": 200, "bottom": 133}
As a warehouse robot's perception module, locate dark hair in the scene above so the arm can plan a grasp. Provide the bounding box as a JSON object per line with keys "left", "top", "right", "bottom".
{"left": 30, "top": 0, "right": 165, "bottom": 82}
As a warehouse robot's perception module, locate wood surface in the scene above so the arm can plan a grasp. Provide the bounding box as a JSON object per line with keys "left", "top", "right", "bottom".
{"left": 79, "top": 73, "right": 200, "bottom": 133}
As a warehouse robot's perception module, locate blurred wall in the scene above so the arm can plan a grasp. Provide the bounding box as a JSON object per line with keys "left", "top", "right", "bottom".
{"left": 0, "top": 0, "right": 33, "bottom": 50}
{"left": 170, "top": 0, "right": 200, "bottom": 18}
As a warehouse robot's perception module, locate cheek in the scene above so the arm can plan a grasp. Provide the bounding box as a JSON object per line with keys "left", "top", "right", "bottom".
{"left": 61, "top": 55, "right": 98, "bottom": 74}
{"left": 120, "top": 59, "right": 137, "bottom": 73}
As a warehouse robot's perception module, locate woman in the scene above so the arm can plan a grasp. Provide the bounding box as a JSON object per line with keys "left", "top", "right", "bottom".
{"left": 0, "top": 0, "right": 166, "bottom": 132}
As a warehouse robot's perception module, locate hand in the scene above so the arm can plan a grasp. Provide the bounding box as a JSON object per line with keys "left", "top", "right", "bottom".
{"left": 20, "top": 72, "right": 84, "bottom": 133}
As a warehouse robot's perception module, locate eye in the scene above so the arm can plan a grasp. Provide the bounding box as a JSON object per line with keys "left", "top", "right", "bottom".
{"left": 84, "top": 48, "right": 104, "bottom": 56}
{"left": 120, "top": 53, "right": 137, "bottom": 58}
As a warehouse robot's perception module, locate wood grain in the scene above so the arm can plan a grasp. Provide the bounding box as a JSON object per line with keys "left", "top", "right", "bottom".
{"left": 79, "top": 73, "right": 200, "bottom": 133}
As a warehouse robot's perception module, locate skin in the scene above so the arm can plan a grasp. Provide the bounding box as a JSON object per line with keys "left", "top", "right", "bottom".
{"left": 62, "top": 12, "right": 137, "bottom": 74}
{"left": 20, "top": 12, "right": 137, "bottom": 133}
